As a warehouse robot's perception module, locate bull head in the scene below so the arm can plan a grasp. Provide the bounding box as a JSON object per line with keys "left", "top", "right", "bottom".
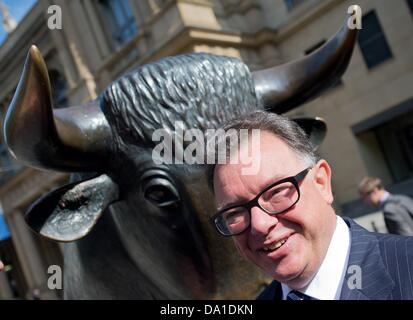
{"left": 3, "top": 22, "right": 355, "bottom": 242}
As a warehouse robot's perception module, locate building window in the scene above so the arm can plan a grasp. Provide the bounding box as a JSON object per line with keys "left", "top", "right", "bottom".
{"left": 284, "top": 0, "right": 306, "bottom": 11}
{"left": 356, "top": 108, "right": 413, "bottom": 184}
{"left": 407, "top": 0, "right": 413, "bottom": 14}
{"left": 99, "top": 0, "right": 138, "bottom": 47}
{"left": 357, "top": 11, "right": 393, "bottom": 69}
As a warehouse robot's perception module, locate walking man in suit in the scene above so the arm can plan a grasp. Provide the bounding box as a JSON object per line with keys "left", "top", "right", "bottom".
{"left": 359, "top": 177, "right": 413, "bottom": 236}
{"left": 209, "top": 111, "right": 413, "bottom": 300}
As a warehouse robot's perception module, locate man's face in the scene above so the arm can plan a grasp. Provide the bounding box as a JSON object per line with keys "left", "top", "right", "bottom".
{"left": 213, "top": 131, "right": 337, "bottom": 289}
{"left": 361, "top": 188, "right": 381, "bottom": 206}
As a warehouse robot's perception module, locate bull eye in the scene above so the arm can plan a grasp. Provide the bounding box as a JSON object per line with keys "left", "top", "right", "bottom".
{"left": 142, "top": 177, "right": 180, "bottom": 207}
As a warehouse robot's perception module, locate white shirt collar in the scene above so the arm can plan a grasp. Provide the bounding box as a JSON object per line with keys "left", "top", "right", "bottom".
{"left": 281, "top": 216, "right": 351, "bottom": 300}
{"left": 379, "top": 191, "right": 390, "bottom": 205}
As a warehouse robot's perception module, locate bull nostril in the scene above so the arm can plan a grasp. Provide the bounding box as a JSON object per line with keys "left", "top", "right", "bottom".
{"left": 58, "top": 190, "right": 88, "bottom": 210}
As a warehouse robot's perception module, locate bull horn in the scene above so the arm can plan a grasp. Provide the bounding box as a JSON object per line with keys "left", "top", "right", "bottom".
{"left": 253, "top": 21, "right": 358, "bottom": 113}
{"left": 3, "top": 45, "right": 112, "bottom": 171}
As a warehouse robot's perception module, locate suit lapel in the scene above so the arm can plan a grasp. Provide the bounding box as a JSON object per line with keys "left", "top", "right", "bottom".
{"left": 340, "top": 218, "right": 395, "bottom": 300}
{"left": 257, "top": 280, "right": 283, "bottom": 300}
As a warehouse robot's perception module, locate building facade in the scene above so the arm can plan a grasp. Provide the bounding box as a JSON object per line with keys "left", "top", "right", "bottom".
{"left": 0, "top": 0, "right": 412, "bottom": 299}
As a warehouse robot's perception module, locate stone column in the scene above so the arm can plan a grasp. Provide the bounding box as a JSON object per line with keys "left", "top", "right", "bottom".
{"left": 0, "top": 270, "right": 13, "bottom": 299}
{"left": 6, "top": 210, "right": 58, "bottom": 299}
{"left": 40, "top": 0, "right": 98, "bottom": 103}
{"left": 82, "top": 1, "right": 111, "bottom": 58}
{"left": 135, "top": 0, "right": 160, "bottom": 24}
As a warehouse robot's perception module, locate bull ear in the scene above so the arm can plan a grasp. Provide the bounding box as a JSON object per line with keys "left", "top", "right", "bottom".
{"left": 25, "top": 174, "right": 119, "bottom": 242}
{"left": 292, "top": 116, "right": 327, "bottom": 151}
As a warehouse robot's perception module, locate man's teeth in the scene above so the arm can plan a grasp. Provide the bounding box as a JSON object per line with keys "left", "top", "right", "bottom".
{"left": 263, "top": 239, "right": 287, "bottom": 252}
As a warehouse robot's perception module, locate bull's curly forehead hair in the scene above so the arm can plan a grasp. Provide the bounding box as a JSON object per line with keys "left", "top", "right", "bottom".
{"left": 100, "top": 53, "right": 260, "bottom": 149}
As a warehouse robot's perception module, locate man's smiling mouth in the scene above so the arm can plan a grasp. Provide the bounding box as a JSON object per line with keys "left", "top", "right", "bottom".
{"left": 262, "top": 238, "right": 288, "bottom": 252}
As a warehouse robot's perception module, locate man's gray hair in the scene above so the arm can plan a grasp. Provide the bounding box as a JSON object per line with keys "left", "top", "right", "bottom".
{"left": 207, "top": 111, "right": 319, "bottom": 189}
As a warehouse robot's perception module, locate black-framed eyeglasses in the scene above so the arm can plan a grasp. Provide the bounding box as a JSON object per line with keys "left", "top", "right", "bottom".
{"left": 211, "top": 167, "right": 311, "bottom": 236}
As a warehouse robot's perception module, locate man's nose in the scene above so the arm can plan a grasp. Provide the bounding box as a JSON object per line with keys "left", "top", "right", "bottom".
{"left": 249, "top": 206, "right": 278, "bottom": 237}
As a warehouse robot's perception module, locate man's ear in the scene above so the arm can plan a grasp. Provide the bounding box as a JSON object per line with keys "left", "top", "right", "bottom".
{"left": 312, "top": 160, "right": 333, "bottom": 204}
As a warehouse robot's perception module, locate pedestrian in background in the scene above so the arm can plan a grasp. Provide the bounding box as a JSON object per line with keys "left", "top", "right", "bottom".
{"left": 359, "top": 177, "right": 413, "bottom": 236}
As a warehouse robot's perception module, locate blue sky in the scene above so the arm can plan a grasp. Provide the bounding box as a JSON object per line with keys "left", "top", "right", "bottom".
{"left": 0, "top": 0, "right": 37, "bottom": 44}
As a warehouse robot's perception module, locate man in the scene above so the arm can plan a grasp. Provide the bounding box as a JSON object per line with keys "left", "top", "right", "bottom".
{"left": 210, "top": 111, "right": 413, "bottom": 300}
{"left": 359, "top": 177, "right": 413, "bottom": 236}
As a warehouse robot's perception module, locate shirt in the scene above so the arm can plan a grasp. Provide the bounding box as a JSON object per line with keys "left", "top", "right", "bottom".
{"left": 379, "top": 191, "right": 390, "bottom": 206}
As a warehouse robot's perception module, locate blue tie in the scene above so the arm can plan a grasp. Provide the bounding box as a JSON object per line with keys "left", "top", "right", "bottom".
{"left": 287, "top": 290, "right": 317, "bottom": 300}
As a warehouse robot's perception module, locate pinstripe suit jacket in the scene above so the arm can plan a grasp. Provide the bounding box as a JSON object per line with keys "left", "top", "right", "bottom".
{"left": 257, "top": 217, "right": 413, "bottom": 300}
{"left": 381, "top": 194, "right": 413, "bottom": 236}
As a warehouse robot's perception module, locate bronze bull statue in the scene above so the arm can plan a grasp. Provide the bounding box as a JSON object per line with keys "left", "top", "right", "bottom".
{"left": 3, "top": 22, "right": 357, "bottom": 299}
